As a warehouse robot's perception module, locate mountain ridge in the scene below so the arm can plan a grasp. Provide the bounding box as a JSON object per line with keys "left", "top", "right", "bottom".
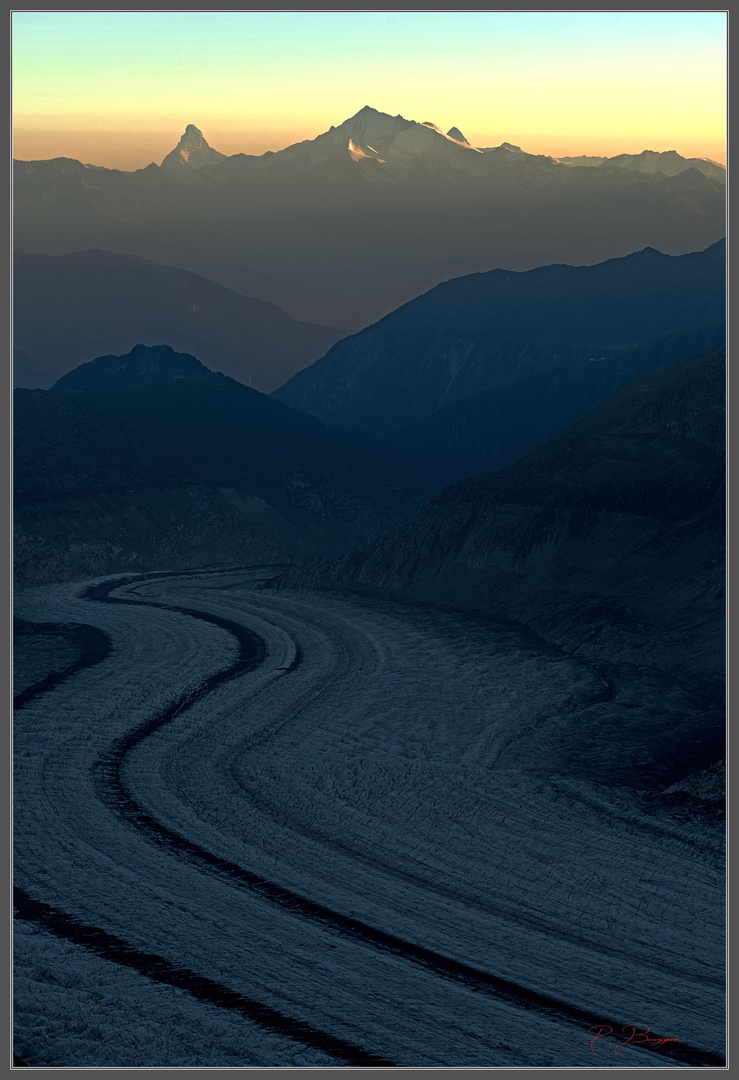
{"left": 273, "top": 240, "right": 726, "bottom": 433}
{"left": 14, "top": 346, "right": 422, "bottom": 584}
{"left": 13, "top": 106, "right": 726, "bottom": 329}
{"left": 275, "top": 345, "right": 726, "bottom": 713}
{"left": 18, "top": 107, "right": 725, "bottom": 181}
{"left": 13, "top": 249, "right": 344, "bottom": 390}
{"left": 384, "top": 324, "right": 727, "bottom": 495}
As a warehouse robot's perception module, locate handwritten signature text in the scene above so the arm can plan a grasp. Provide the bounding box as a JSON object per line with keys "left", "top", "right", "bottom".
{"left": 588, "top": 1024, "right": 681, "bottom": 1055}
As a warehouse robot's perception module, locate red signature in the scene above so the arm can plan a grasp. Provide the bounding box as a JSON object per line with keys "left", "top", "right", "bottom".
{"left": 588, "top": 1024, "right": 681, "bottom": 1055}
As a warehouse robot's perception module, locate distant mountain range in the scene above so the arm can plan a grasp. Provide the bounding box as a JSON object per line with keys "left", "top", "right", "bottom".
{"left": 277, "top": 345, "right": 726, "bottom": 723}
{"left": 147, "top": 113, "right": 727, "bottom": 186}
{"left": 13, "top": 250, "right": 343, "bottom": 390}
{"left": 556, "top": 148, "right": 725, "bottom": 181}
{"left": 13, "top": 237, "right": 726, "bottom": 598}
{"left": 274, "top": 240, "right": 726, "bottom": 433}
{"left": 14, "top": 107, "right": 725, "bottom": 329}
{"left": 14, "top": 346, "right": 418, "bottom": 585}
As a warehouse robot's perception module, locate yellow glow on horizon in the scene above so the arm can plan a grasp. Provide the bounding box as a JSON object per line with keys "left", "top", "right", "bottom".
{"left": 12, "top": 12, "right": 726, "bottom": 170}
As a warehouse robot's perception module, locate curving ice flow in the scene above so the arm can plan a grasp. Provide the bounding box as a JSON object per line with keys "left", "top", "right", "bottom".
{"left": 14, "top": 569, "right": 724, "bottom": 1067}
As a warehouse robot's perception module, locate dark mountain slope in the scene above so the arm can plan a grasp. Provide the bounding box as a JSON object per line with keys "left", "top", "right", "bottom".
{"left": 277, "top": 347, "right": 725, "bottom": 713}
{"left": 273, "top": 241, "right": 725, "bottom": 433}
{"left": 384, "top": 325, "right": 726, "bottom": 495}
{"left": 51, "top": 343, "right": 211, "bottom": 392}
{"left": 14, "top": 354, "right": 419, "bottom": 585}
{"left": 13, "top": 250, "right": 343, "bottom": 391}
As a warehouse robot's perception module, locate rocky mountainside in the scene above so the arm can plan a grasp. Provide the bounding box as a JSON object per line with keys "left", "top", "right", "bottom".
{"left": 13, "top": 250, "right": 343, "bottom": 390}
{"left": 160, "top": 123, "right": 227, "bottom": 172}
{"left": 385, "top": 325, "right": 726, "bottom": 494}
{"left": 276, "top": 346, "right": 725, "bottom": 711}
{"left": 274, "top": 241, "right": 726, "bottom": 433}
{"left": 13, "top": 107, "right": 725, "bottom": 329}
{"left": 15, "top": 351, "right": 420, "bottom": 585}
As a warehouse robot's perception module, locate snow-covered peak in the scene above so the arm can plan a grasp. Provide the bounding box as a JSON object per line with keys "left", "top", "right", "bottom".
{"left": 329, "top": 108, "right": 415, "bottom": 152}
{"left": 280, "top": 107, "right": 484, "bottom": 167}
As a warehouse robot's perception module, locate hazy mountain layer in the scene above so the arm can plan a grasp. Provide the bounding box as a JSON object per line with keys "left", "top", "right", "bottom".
{"left": 274, "top": 241, "right": 726, "bottom": 433}
{"left": 276, "top": 346, "right": 725, "bottom": 709}
{"left": 13, "top": 107, "right": 725, "bottom": 329}
{"left": 14, "top": 250, "right": 343, "bottom": 391}
{"left": 598, "top": 149, "right": 726, "bottom": 181}
{"left": 14, "top": 352, "right": 420, "bottom": 584}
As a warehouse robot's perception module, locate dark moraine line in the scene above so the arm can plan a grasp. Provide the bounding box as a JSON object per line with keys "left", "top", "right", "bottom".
{"left": 13, "top": 619, "right": 112, "bottom": 710}
{"left": 84, "top": 574, "right": 725, "bottom": 1069}
{"left": 13, "top": 888, "right": 395, "bottom": 1068}
{"left": 13, "top": 564, "right": 280, "bottom": 710}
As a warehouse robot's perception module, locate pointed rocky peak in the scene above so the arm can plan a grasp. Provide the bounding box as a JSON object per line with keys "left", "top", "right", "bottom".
{"left": 446, "top": 126, "right": 470, "bottom": 145}
{"left": 412, "top": 121, "right": 481, "bottom": 153}
{"left": 501, "top": 142, "right": 523, "bottom": 153}
{"left": 160, "top": 124, "right": 227, "bottom": 172}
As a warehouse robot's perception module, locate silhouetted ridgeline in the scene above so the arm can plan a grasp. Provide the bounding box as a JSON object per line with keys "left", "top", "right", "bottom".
{"left": 273, "top": 241, "right": 726, "bottom": 433}
{"left": 14, "top": 347, "right": 420, "bottom": 584}
{"left": 14, "top": 250, "right": 343, "bottom": 391}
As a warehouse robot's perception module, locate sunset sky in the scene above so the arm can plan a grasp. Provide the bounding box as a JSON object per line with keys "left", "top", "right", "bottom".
{"left": 12, "top": 11, "right": 727, "bottom": 169}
